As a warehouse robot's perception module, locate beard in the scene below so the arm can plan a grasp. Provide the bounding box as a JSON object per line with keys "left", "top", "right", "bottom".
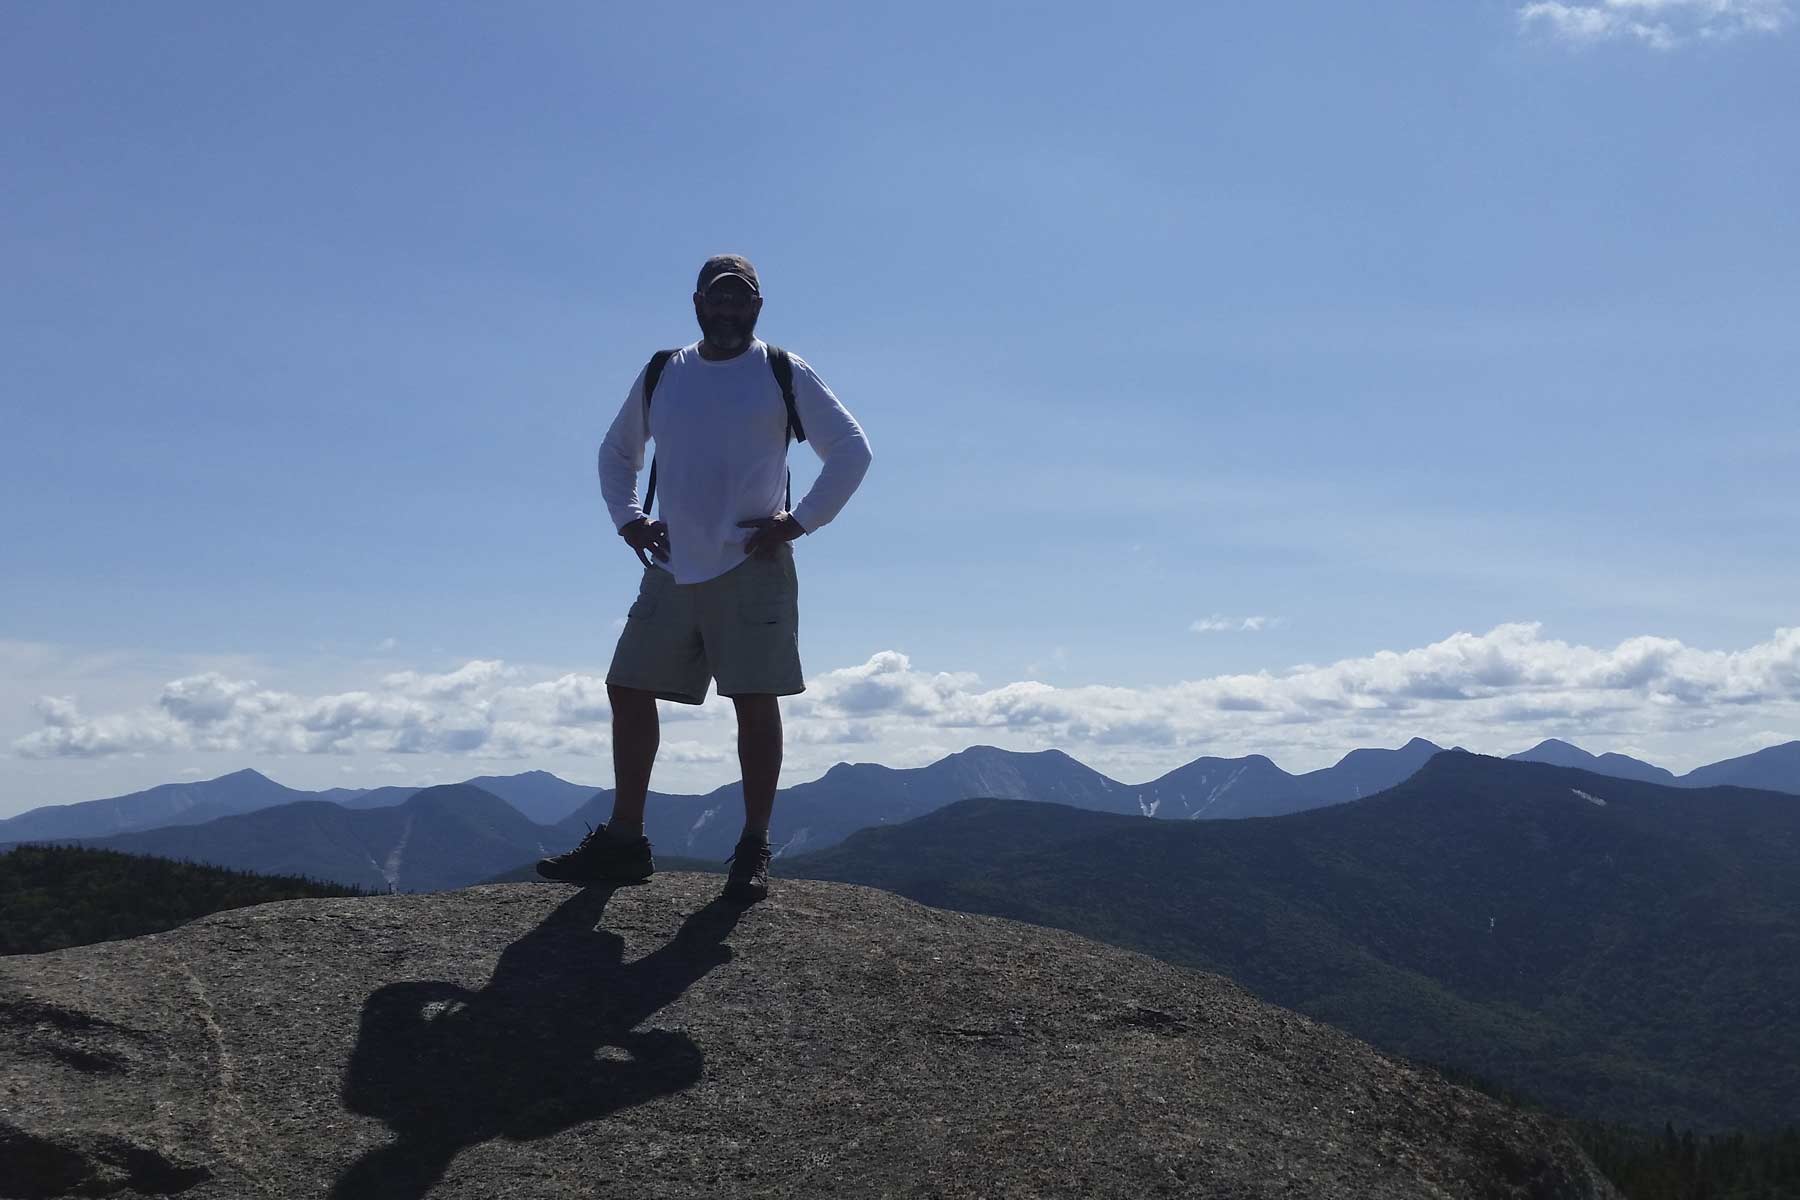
{"left": 697, "top": 310, "right": 758, "bottom": 354}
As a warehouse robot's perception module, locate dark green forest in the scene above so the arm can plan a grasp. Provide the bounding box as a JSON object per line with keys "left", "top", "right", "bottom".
{"left": 1439, "top": 1065, "right": 1800, "bottom": 1198}
{"left": 1572, "top": 1122, "right": 1800, "bottom": 1199}
{"left": 1, "top": 843, "right": 373, "bottom": 956}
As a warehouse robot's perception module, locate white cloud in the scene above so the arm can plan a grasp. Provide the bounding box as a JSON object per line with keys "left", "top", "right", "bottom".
{"left": 20, "top": 694, "right": 186, "bottom": 758}
{"left": 13, "top": 625, "right": 1800, "bottom": 790}
{"left": 804, "top": 651, "right": 981, "bottom": 719}
{"left": 1519, "top": 0, "right": 1793, "bottom": 48}
{"left": 380, "top": 659, "right": 513, "bottom": 699}
{"left": 1191, "top": 615, "right": 1280, "bottom": 634}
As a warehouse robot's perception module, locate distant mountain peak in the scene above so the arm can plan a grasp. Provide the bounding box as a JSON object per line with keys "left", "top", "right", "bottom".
{"left": 946, "top": 744, "right": 1030, "bottom": 764}
{"left": 1324, "top": 739, "right": 1443, "bottom": 774}
{"left": 1508, "top": 740, "right": 1676, "bottom": 785}
{"left": 822, "top": 761, "right": 881, "bottom": 779}
{"left": 404, "top": 782, "right": 496, "bottom": 806}
{"left": 1511, "top": 740, "right": 1598, "bottom": 766}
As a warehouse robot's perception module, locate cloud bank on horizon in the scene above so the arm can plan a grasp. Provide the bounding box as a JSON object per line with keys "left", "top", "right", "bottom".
{"left": 1519, "top": 0, "right": 1794, "bottom": 48}
{"left": 12, "top": 624, "right": 1799, "bottom": 789}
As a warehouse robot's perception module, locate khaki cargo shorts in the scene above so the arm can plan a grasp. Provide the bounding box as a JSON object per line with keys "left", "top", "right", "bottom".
{"left": 606, "top": 544, "right": 804, "bottom": 704}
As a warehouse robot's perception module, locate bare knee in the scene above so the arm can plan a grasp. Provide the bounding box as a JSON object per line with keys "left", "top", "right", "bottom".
{"left": 730, "top": 693, "right": 782, "bottom": 726}
{"left": 608, "top": 685, "right": 657, "bottom": 717}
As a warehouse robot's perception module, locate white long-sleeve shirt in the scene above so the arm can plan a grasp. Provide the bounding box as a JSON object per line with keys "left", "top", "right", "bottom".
{"left": 598, "top": 339, "right": 873, "bottom": 585}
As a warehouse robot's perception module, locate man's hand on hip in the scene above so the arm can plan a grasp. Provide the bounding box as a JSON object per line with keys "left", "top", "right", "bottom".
{"left": 738, "top": 514, "right": 806, "bottom": 560}
{"left": 620, "top": 517, "right": 671, "bottom": 568}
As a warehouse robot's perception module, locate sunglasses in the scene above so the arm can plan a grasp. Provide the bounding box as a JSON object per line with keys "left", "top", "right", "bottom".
{"left": 701, "top": 283, "right": 759, "bottom": 305}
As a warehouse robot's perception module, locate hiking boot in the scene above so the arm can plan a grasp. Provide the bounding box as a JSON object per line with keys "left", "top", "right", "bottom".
{"left": 722, "top": 835, "right": 771, "bottom": 903}
{"left": 536, "top": 824, "right": 654, "bottom": 885}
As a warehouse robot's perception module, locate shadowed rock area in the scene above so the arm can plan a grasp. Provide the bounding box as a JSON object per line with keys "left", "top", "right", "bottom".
{"left": 0, "top": 875, "right": 1617, "bottom": 1199}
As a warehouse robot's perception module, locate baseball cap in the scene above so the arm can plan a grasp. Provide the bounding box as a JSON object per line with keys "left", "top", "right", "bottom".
{"left": 697, "top": 254, "right": 760, "bottom": 296}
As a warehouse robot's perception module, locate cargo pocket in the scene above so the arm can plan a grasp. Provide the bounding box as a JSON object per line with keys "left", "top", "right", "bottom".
{"left": 627, "top": 595, "right": 657, "bottom": 620}
{"left": 741, "top": 601, "right": 785, "bottom": 627}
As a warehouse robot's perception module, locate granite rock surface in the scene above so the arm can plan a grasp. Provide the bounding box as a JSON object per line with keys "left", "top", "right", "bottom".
{"left": 0, "top": 874, "right": 1618, "bottom": 1199}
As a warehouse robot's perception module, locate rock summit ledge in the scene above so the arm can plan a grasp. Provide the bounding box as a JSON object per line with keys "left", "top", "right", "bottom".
{"left": 1, "top": 874, "right": 1615, "bottom": 1199}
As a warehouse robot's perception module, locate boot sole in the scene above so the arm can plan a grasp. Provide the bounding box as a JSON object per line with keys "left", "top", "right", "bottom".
{"left": 536, "top": 872, "right": 656, "bottom": 887}
{"left": 534, "top": 861, "right": 656, "bottom": 885}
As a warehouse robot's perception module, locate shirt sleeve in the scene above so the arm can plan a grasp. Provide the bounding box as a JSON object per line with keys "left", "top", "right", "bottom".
{"left": 597, "top": 366, "right": 651, "bottom": 532}
{"left": 785, "top": 354, "right": 873, "bottom": 535}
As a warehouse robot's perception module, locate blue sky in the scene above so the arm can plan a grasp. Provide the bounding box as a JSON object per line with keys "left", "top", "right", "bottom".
{"left": 4, "top": 1, "right": 1797, "bottom": 815}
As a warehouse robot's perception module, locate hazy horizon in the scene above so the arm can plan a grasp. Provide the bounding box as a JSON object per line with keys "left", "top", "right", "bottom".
{"left": 8, "top": 722, "right": 1797, "bottom": 821}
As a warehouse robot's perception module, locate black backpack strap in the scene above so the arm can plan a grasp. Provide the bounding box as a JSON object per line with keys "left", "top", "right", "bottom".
{"left": 764, "top": 346, "right": 805, "bottom": 444}
{"left": 639, "top": 349, "right": 677, "bottom": 518}
{"left": 765, "top": 345, "right": 805, "bottom": 514}
{"left": 644, "top": 349, "right": 676, "bottom": 407}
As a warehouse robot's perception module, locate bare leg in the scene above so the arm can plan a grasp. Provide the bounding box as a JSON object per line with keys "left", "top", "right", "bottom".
{"left": 607, "top": 685, "right": 659, "bottom": 828}
{"left": 731, "top": 694, "right": 782, "bottom": 832}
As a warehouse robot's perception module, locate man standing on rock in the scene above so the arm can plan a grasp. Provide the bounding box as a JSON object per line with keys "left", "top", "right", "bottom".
{"left": 538, "top": 256, "right": 873, "bottom": 902}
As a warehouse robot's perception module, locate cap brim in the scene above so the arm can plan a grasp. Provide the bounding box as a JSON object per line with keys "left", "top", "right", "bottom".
{"left": 701, "top": 271, "right": 759, "bottom": 296}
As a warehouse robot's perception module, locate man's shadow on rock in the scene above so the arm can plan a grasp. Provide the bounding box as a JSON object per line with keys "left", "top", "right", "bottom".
{"left": 330, "top": 888, "right": 744, "bottom": 1200}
